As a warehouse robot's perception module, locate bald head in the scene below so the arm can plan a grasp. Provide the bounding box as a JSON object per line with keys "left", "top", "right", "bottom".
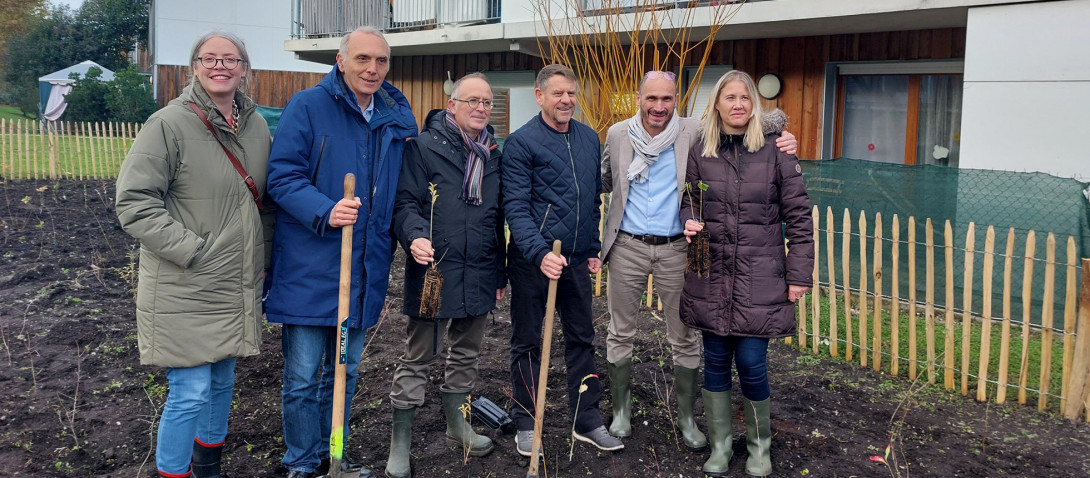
{"left": 637, "top": 74, "right": 678, "bottom": 136}
{"left": 338, "top": 26, "right": 390, "bottom": 58}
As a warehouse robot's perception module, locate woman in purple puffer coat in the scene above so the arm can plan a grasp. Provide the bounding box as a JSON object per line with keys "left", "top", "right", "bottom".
{"left": 680, "top": 70, "right": 814, "bottom": 477}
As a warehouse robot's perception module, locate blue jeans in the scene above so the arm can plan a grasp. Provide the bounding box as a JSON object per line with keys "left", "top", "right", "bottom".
{"left": 281, "top": 324, "right": 366, "bottom": 472}
{"left": 702, "top": 333, "right": 770, "bottom": 401}
{"left": 157, "top": 358, "right": 236, "bottom": 475}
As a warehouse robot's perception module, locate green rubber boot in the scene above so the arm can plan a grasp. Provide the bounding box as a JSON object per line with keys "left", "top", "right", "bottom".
{"left": 384, "top": 407, "right": 415, "bottom": 478}
{"left": 674, "top": 366, "right": 707, "bottom": 450}
{"left": 607, "top": 358, "right": 633, "bottom": 438}
{"left": 701, "top": 389, "right": 733, "bottom": 477}
{"left": 441, "top": 392, "right": 494, "bottom": 457}
{"left": 742, "top": 397, "right": 772, "bottom": 477}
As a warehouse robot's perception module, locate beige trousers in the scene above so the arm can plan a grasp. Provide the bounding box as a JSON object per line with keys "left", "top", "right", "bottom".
{"left": 605, "top": 233, "right": 702, "bottom": 369}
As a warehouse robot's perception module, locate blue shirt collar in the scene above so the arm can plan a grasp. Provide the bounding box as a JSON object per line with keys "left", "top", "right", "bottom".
{"left": 362, "top": 97, "right": 375, "bottom": 122}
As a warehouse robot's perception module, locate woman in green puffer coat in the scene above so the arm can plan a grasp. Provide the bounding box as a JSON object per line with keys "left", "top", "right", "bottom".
{"left": 115, "top": 31, "right": 272, "bottom": 478}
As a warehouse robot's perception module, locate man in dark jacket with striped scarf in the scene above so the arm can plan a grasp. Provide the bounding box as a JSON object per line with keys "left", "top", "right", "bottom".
{"left": 385, "top": 73, "right": 506, "bottom": 478}
{"left": 503, "top": 64, "right": 624, "bottom": 456}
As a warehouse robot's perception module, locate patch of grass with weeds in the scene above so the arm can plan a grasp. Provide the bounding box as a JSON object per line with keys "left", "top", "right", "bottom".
{"left": 788, "top": 291, "right": 1066, "bottom": 410}
{"left": 53, "top": 461, "right": 74, "bottom": 474}
{"left": 99, "top": 380, "right": 123, "bottom": 394}
{"left": 97, "top": 342, "right": 126, "bottom": 356}
{"left": 795, "top": 354, "right": 821, "bottom": 367}
{"left": 143, "top": 373, "right": 167, "bottom": 400}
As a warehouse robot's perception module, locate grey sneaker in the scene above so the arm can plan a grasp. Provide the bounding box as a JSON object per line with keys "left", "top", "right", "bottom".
{"left": 573, "top": 425, "right": 625, "bottom": 451}
{"left": 515, "top": 429, "right": 543, "bottom": 457}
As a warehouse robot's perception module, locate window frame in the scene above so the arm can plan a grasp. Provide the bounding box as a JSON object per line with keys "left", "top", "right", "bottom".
{"left": 682, "top": 64, "right": 734, "bottom": 119}
{"left": 821, "top": 60, "right": 964, "bottom": 163}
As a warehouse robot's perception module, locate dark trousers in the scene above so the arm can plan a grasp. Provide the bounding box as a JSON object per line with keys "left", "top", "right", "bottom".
{"left": 702, "top": 332, "right": 771, "bottom": 400}
{"left": 508, "top": 247, "right": 603, "bottom": 433}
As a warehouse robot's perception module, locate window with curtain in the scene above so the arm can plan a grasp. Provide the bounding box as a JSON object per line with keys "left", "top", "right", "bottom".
{"left": 916, "top": 75, "right": 963, "bottom": 166}
{"left": 841, "top": 75, "right": 910, "bottom": 164}
{"left": 835, "top": 72, "right": 962, "bottom": 166}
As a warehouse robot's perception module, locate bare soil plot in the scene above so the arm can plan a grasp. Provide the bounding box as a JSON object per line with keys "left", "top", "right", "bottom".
{"left": 1, "top": 179, "right": 1087, "bottom": 477}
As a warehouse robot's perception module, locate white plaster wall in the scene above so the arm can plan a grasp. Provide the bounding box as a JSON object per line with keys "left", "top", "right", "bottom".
{"left": 960, "top": 0, "right": 1090, "bottom": 180}
{"left": 502, "top": 0, "right": 539, "bottom": 23}
{"left": 154, "top": 0, "right": 328, "bottom": 72}
{"left": 484, "top": 71, "right": 538, "bottom": 133}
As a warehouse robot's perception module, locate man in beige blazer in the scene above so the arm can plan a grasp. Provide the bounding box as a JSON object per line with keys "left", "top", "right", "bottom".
{"left": 600, "top": 70, "right": 796, "bottom": 449}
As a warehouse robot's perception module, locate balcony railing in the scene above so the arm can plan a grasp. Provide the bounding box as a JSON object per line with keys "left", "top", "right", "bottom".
{"left": 291, "top": 0, "right": 501, "bottom": 38}
{"left": 581, "top": 0, "right": 772, "bottom": 15}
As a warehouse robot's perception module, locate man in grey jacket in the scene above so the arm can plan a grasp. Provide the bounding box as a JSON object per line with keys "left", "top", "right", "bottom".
{"left": 600, "top": 70, "right": 796, "bottom": 447}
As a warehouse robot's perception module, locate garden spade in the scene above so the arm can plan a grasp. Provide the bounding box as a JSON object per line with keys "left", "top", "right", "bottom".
{"left": 527, "top": 240, "right": 562, "bottom": 478}
{"left": 329, "top": 173, "right": 354, "bottom": 478}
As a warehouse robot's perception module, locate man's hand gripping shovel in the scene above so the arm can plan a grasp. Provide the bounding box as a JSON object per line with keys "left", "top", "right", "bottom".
{"left": 329, "top": 174, "right": 355, "bottom": 478}
{"left": 526, "top": 240, "right": 562, "bottom": 478}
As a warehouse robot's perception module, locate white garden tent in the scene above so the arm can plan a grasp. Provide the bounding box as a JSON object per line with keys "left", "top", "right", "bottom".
{"left": 38, "top": 60, "right": 115, "bottom": 121}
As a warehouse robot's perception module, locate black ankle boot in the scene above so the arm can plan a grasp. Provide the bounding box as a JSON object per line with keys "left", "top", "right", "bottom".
{"left": 191, "top": 440, "right": 222, "bottom": 478}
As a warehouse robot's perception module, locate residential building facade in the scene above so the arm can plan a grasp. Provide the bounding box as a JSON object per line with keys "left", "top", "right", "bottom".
{"left": 279, "top": 0, "right": 1087, "bottom": 180}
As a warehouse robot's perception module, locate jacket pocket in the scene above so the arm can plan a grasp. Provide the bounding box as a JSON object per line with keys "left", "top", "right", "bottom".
{"left": 682, "top": 272, "right": 711, "bottom": 300}
{"left": 751, "top": 276, "right": 788, "bottom": 306}
{"left": 679, "top": 289, "right": 710, "bottom": 331}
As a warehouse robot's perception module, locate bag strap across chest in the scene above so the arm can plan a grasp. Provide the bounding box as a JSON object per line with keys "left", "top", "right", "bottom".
{"left": 187, "top": 101, "right": 264, "bottom": 211}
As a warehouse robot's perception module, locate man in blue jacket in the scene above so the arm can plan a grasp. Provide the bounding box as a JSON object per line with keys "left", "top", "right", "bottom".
{"left": 503, "top": 64, "right": 624, "bottom": 456}
{"left": 264, "top": 27, "right": 417, "bottom": 478}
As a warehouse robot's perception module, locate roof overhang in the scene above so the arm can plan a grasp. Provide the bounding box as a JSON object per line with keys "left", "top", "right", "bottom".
{"left": 285, "top": 0, "right": 1037, "bottom": 64}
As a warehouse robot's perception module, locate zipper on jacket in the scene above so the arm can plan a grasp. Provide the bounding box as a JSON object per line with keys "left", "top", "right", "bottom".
{"left": 310, "top": 137, "right": 327, "bottom": 184}
{"left": 727, "top": 140, "right": 743, "bottom": 336}
{"left": 566, "top": 134, "right": 580, "bottom": 259}
{"left": 539, "top": 203, "right": 552, "bottom": 233}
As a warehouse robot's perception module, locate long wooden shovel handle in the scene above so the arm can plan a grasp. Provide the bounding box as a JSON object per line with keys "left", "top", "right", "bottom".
{"left": 330, "top": 173, "right": 354, "bottom": 476}
{"left": 527, "top": 240, "right": 562, "bottom": 478}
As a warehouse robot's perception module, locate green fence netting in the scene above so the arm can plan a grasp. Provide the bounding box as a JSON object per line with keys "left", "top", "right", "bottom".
{"left": 801, "top": 157, "right": 1089, "bottom": 327}
{"left": 256, "top": 106, "right": 282, "bottom": 137}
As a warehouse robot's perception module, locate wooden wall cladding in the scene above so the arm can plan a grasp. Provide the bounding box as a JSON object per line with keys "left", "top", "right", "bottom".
{"left": 156, "top": 65, "right": 326, "bottom": 108}
{"left": 159, "top": 51, "right": 543, "bottom": 133}
{"left": 683, "top": 28, "right": 967, "bottom": 159}
{"left": 387, "top": 51, "right": 544, "bottom": 130}
{"left": 156, "top": 27, "right": 965, "bottom": 155}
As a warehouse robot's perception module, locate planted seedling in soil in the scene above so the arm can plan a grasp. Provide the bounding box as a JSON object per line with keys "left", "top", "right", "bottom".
{"left": 685, "top": 181, "right": 711, "bottom": 277}
{"left": 419, "top": 182, "right": 443, "bottom": 318}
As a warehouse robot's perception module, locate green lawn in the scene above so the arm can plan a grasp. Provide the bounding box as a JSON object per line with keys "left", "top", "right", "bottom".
{"left": 1, "top": 123, "right": 133, "bottom": 179}
{"left": 0, "top": 104, "right": 35, "bottom": 122}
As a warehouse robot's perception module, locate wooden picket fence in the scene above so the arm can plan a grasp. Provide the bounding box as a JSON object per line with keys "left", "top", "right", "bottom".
{"left": 597, "top": 203, "right": 1090, "bottom": 421}
{"left": 0, "top": 118, "right": 139, "bottom": 180}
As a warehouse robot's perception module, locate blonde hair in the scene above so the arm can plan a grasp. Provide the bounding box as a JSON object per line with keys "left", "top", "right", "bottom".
{"left": 699, "top": 70, "right": 764, "bottom": 157}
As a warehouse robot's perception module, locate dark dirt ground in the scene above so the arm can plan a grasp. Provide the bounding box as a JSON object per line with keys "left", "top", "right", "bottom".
{"left": 1, "top": 179, "right": 1089, "bottom": 477}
